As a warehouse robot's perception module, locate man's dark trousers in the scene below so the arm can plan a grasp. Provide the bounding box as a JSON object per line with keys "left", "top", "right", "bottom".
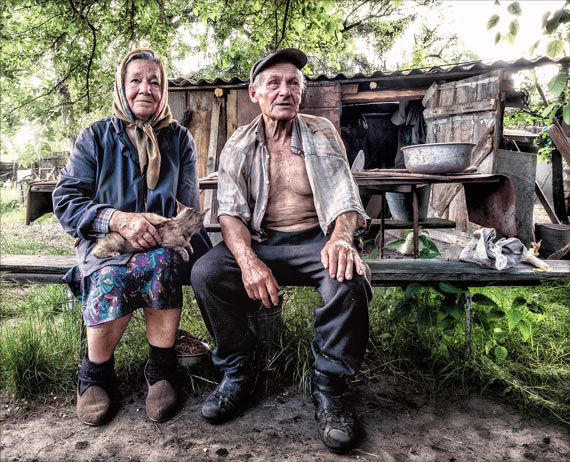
{"left": 191, "top": 225, "right": 372, "bottom": 378}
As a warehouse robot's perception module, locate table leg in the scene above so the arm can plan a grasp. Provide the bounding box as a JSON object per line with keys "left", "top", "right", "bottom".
{"left": 412, "top": 186, "right": 419, "bottom": 259}
{"left": 380, "top": 193, "right": 386, "bottom": 258}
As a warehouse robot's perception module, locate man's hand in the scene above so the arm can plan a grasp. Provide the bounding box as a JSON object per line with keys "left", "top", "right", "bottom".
{"left": 109, "top": 211, "right": 163, "bottom": 251}
{"left": 219, "top": 215, "right": 281, "bottom": 308}
{"left": 321, "top": 212, "right": 364, "bottom": 282}
{"left": 239, "top": 253, "right": 281, "bottom": 308}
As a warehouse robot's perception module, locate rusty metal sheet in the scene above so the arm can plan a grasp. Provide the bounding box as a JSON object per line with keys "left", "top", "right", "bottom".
{"left": 463, "top": 174, "right": 517, "bottom": 237}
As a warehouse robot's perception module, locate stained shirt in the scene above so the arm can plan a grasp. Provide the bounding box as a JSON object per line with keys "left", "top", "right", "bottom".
{"left": 216, "top": 113, "right": 368, "bottom": 241}
{"left": 53, "top": 115, "right": 212, "bottom": 277}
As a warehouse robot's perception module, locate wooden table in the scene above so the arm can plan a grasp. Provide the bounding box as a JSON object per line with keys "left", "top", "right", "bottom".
{"left": 353, "top": 171, "right": 517, "bottom": 258}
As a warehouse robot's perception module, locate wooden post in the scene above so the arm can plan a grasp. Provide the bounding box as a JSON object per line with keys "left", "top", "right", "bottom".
{"left": 204, "top": 92, "right": 223, "bottom": 226}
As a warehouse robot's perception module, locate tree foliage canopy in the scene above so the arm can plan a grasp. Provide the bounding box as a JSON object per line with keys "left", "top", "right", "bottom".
{"left": 1, "top": 0, "right": 442, "bottom": 160}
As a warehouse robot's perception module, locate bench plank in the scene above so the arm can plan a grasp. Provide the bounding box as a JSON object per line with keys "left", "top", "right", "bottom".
{"left": 1, "top": 254, "right": 569, "bottom": 286}
{"left": 367, "top": 259, "right": 570, "bottom": 286}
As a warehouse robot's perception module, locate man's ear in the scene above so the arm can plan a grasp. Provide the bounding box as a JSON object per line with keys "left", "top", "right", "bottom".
{"left": 249, "top": 84, "right": 259, "bottom": 103}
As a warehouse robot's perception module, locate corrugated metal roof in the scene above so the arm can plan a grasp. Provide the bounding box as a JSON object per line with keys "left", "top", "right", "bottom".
{"left": 169, "top": 56, "right": 569, "bottom": 89}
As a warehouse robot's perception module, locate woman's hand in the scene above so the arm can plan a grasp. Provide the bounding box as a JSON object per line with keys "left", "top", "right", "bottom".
{"left": 109, "top": 211, "right": 163, "bottom": 251}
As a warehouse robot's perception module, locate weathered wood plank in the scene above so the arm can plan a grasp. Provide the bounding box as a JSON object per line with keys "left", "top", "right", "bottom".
{"left": 169, "top": 91, "right": 186, "bottom": 123}
{"left": 423, "top": 99, "right": 497, "bottom": 120}
{"left": 2, "top": 255, "right": 569, "bottom": 286}
{"left": 187, "top": 91, "right": 214, "bottom": 179}
{"left": 534, "top": 182, "right": 561, "bottom": 224}
{"left": 366, "top": 259, "right": 570, "bottom": 286}
{"left": 546, "top": 124, "right": 570, "bottom": 165}
{"left": 342, "top": 88, "right": 425, "bottom": 104}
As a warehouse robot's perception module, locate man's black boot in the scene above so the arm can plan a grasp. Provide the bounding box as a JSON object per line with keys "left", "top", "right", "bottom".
{"left": 310, "top": 369, "right": 358, "bottom": 454}
{"left": 201, "top": 373, "right": 255, "bottom": 424}
{"left": 201, "top": 355, "right": 258, "bottom": 424}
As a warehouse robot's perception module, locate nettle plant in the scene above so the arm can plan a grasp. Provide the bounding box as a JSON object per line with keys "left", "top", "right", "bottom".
{"left": 388, "top": 282, "right": 546, "bottom": 362}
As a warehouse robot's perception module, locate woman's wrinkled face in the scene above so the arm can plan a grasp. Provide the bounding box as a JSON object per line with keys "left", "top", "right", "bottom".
{"left": 124, "top": 59, "right": 162, "bottom": 121}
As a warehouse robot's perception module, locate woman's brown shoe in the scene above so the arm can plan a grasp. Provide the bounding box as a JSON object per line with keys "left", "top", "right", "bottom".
{"left": 76, "top": 382, "right": 112, "bottom": 426}
{"left": 144, "top": 362, "right": 177, "bottom": 422}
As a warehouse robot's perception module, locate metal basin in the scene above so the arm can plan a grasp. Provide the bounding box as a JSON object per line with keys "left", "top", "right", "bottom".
{"left": 401, "top": 142, "right": 475, "bottom": 174}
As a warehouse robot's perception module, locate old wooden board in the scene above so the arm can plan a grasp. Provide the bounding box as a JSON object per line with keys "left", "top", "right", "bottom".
{"left": 186, "top": 91, "right": 214, "bottom": 179}
{"left": 169, "top": 91, "right": 186, "bottom": 124}
{"left": 424, "top": 71, "right": 502, "bottom": 232}
{"left": 366, "top": 259, "right": 570, "bottom": 286}
{"left": 299, "top": 82, "right": 341, "bottom": 132}
{"left": 2, "top": 255, "right": 569, "bottom": 286}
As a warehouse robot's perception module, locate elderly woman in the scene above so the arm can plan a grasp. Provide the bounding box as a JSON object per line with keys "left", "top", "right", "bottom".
{"left": 53, "top": 48, "right": 211, "bottom": 426}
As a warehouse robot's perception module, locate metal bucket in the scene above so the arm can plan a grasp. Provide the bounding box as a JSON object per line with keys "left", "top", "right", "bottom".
{"left": 535, "top": 223, "right": 570, "bottom": 258}
{"left": 385, "top": 186, "right": 430, "bottom": 222}
{"left": 402, "top": 142, "right": 474, "bottom": 174}
{"left": 247, "top": 290, "right": 283, "bottom": 360}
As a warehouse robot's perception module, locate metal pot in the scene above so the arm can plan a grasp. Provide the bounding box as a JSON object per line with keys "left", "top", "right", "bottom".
{"left": 401, "top": 142, "right": 475, "bottom": 174}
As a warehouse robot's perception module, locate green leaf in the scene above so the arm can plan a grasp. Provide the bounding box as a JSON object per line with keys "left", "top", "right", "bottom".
{"left": 444, "top": 303, "right": 463, "bottom": 321}
{"left": 438, "top": 282, "right": 463, "bottom": 294}
{"left": 529, "top": 40, "right": 541, "bottom": 56}
{"left": 548, "top": 72, "right": 568, "bottom": 97}
{"left": 487, "top": 14, "right": 500, "bottom": 30}
{"left": 416, "top": 305, "right": 432, "bottom": 336}
{"left": 542, "top": 101, "right": 559, "bottom": 118}
{"left": 493, "top": 327, "right": 507, "bottom": 341}
{"left": 494, "top": 345, "right": 508, "bottom": 362}
{"left": 546, "top": 39, "right": 564, "bottom": 57}
{"left": 390, "top": 300, "right": 413, "bottom": 322}
{"left": 404, "top": 283, "right": 422, "bottom": 300}
{"left": 507, "top": 308, "right": 522, "bottom": 331}
{"left": 504, "top": 32, "right": 516, "bottom": 45}
{"left": 419, "top": 235, "right": 439, "bottom": 252}
{"left": 509, "top": 19, "right": 520, "bottom": 36}
{"left": 494, "top": 32, "right": 502, "bottom": 45}
{"left": 526, "top": 300, "right": 545, "bottom": 314}
{"left": 542, "top": 11, "right": 551, "bottom": 28}
{"left": 563, "top": 103, "right": 570, "bottom": 125}
{"left": 387, "top": 238, "right": 406, "bottom": 246}
{"left": 472, "top": 293, "right": 498, "bottom": 308}
{"left": 518, "top": 319, "right": 531, "bottom": 341}
{"left": 507, "top": 2, "right": 522, "bottom": 16}
{"left": 511, "top": 296, "right": 527, "bottom": 309}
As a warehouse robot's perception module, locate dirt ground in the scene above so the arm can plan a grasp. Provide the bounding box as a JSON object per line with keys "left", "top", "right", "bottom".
{"left": 1, "top": 372, "right": 569, "bottom": 462}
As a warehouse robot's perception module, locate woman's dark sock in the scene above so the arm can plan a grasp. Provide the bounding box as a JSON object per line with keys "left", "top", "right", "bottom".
{"left": 146, "top": 343, "right": 177, "bottom": 385}
{"left": 78, "top": 352, "right": 115, "bottom": 396}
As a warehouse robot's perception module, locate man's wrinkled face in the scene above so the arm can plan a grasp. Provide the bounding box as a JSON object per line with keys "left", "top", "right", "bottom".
{"left": 249, "top": 62, "right": 302, "bottom": 122}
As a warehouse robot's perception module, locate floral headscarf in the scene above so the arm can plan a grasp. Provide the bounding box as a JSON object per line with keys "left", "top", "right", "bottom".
{"left": 113, "top": 48, "right": 172, "bottom": 190}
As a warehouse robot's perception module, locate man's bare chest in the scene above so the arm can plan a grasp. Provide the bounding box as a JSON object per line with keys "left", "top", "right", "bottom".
{"left": 267, "top": 149, "right": 312, "bottom": 197}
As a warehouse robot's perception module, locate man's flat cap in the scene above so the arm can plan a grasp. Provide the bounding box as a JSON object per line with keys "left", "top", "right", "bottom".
{"left": 249, "top": 48, "right": 307, "bottom": 83}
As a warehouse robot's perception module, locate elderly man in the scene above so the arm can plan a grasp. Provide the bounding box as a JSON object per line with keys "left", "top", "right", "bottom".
{"left": 191, "top": 48, "right": 372, "bottom": 453}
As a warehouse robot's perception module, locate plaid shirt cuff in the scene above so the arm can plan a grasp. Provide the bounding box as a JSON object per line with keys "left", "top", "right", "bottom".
{"left": 92, "top": 208, "right": 116, "bottom": 234}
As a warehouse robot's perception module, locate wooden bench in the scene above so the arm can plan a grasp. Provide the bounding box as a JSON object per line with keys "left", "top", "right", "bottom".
{"left": 2, "top": 254, "right": 569, "bottom": 357}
